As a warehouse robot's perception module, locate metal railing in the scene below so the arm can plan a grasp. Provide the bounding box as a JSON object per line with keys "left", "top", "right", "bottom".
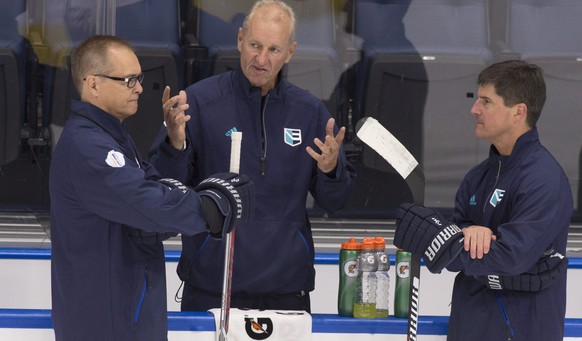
{"left": 2, "top": 212, "right": 581, "bottom": 256}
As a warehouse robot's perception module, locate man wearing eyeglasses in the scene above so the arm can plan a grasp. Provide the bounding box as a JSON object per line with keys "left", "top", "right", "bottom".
{"left": 49, "top": 35, "right": 254, "bottom": 341}
{"left": 81, "top": 72, "right": 144, "bottom": 120}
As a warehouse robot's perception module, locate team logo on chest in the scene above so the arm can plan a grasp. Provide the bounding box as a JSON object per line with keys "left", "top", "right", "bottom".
{"left": 489, "top": 188, "right": 506, "bottom": 207}
{"left": 283, "top": 128, "right": 302, "bottom": 147}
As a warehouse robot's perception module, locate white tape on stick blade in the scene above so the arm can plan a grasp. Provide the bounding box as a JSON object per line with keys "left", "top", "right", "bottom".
{"left": 356, "top": 117, "right": 418, "bottom": 179}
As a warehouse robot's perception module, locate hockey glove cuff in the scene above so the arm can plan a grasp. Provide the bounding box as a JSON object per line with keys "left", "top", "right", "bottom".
{"left": 394, "top": 202, "right": 464, "bottom": 273}
{"left": 158, "top": 177, "right": 190, "bottom": 194}
{"left": 475, "top": 252, "right": 568, "bottom": 292}
{"left": 195, "top": 172, "right": 254, "bottom": 238}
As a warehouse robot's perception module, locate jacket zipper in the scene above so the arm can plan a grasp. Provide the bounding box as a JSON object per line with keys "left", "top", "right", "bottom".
{"left": 487, "top": 161, "right": 514, "bottom": 340}
{"left": 260, "top": 93, "right": 270, "bottom": 175}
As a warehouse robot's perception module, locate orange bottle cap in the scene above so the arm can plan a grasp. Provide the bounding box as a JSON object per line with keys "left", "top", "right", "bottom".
{"left": 373, "top": 236, "right": 386, "bottom": 249}
{"left": 341, "top": 237, "right": 362, "bottom": 250}
{"left": 361, "top": 237, "right": 375, "bottom": 249}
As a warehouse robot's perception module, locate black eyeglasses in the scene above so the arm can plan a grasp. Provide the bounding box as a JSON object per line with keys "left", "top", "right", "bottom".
{"left": 90, "top": 73, "right": 145, "bottom": 88}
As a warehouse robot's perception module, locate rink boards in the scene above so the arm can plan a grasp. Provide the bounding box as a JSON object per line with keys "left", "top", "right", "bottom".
{"left": 0, "top": 249, "right": 581, "bottom": 340}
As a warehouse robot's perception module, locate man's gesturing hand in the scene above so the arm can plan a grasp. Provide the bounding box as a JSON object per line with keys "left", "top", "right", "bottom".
{"left": 306, "top": 118, "right": 346, "bottom": 174}
{"left": 162, "top": 86, "right": 190, "bottom": 150}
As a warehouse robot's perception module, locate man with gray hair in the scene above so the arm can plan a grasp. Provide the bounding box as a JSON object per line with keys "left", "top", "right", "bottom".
{"left": 151, "top": 0, "right": 356, "bottom": 312}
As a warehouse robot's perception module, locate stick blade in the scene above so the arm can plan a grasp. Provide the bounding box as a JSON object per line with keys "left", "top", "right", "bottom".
{"left": 355, "top": 117, "right": 419, "bottom": 180}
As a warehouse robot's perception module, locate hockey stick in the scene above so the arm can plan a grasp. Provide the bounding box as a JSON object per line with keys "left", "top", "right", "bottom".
{"left": 219, "top": 131, "right": 242, "bottom": 341}
{"left": 355, "top": 117, "right": 424, "bottom": 341}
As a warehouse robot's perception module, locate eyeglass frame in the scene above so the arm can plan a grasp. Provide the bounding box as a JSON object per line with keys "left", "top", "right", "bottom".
{"left": 85, "top": 73, "right": 145, "bottom": 88}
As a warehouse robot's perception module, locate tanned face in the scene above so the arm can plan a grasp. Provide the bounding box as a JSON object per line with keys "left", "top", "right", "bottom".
{"left": 237, "top": 4, "right": 296, "bottom": 96}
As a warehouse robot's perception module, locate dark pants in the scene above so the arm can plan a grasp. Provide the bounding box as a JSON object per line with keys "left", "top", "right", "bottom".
{"left": 180, "top": 284, "right": 311, "bottom": 313}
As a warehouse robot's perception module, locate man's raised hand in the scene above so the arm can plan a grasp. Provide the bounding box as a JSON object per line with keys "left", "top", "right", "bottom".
{"left": 162, "top": 86, "right": 190, "bottom": 150}
{"left": 306, "top": 118, "right": 346, "bottom": 173}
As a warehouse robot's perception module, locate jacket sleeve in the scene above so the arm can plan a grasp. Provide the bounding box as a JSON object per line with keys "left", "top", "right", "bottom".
{"left": 69, "top": 130, "right": 209, "bottom": 237}
{"left": 148, "top": 125, "right": 195, "bottom": 184}
{"left": 445, "top": 177, "right": 476, "bottom": 272}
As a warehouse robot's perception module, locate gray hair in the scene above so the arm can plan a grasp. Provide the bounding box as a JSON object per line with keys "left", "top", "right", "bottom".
{"left": 242, "top": 0, "right": 296, "bottom": 46}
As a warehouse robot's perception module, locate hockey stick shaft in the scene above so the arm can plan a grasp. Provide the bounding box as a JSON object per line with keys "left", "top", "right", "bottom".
{"left": 407, "top": 168, "right": 424, "bottom": 341}
{"left": 219, "top": 131, "right": 242, "bottom": 341}
{"left": 355, "top": 117, "right": 424, "bottom": 341}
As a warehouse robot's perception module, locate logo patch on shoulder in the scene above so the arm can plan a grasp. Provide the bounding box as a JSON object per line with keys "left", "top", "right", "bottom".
{"left": 284, "top": 128, "right": 302, "bottom": 147}
{"left": 105, "top": 150, "right": 126, "bottom": 168}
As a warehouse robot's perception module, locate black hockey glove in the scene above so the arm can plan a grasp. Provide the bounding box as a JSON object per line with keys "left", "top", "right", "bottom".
{"left": 123, "top": 178, "right": 189, "bottom": 244}
{"left": 394, "top": 202, "right": 464, "bottom": 273}
{"left": 195, "top": 172, "right": 254, "bottom": 238}
{"left": 475, "top": 252, "right": 568, "bottom": 292}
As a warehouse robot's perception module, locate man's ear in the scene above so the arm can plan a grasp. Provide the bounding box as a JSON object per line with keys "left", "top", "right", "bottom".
{"left": 285, "top": 41, "right": 297, "bottom": 64}
{"left": 237, "top": 27, "right": 244, "bottom": 52}
{"left": 515, "top": 103, "right": 527, "bottom": 120}
{"left": 85, "top": 75, "right": 99, "bottom": 97}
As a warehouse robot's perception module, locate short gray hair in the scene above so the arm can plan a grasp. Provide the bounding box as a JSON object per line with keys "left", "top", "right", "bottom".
{"left": 242, "top": 0, "right": 296, "bottom": 46}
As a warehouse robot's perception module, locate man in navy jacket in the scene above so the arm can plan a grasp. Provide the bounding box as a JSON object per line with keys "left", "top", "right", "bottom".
{"left": 445, "top": 61, "right": 572, "bottom": 341}
{"left": 150, "top": 0, "right": 355, "bottom": 312}
{"left": 50, "top": 35, "right": 253, "bottom": 340}
{"left": 394, "top": 60, "right": 572, "bottom": 341}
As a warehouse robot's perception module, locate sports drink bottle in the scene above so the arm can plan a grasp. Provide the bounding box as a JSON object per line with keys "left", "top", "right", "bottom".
{"left": 338, "top": 237, "right": 361, "bottom": 317}
{"left": 394, "top": 249, "right": 411, "bottom": 318}
{"left": 353, "top": 237, "right": 377, "bottom": 318}
{"left": 374, "top": 237, "right": 390, "bottom": 317}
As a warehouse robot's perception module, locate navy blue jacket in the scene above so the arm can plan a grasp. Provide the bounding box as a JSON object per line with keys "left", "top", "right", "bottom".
{"left": 50, "top": 101, "right": 211, "bottom": 341}
{"left": 446, "top": 128, "right": 572, "bottom": 341}
{"left": 150, "top": 70, "right": 355, "bottom": 297}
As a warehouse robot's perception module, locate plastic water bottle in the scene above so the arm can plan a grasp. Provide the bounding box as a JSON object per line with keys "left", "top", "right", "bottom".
{"left": 353, "top": 237, "right": 377, "bottom": 318}
{"left": 374, "top": 237, "right": 390, "bottom": 318}
{"left": 338, "top": 237, "right": 361, "bottom": 317}
{"left": 394, "top": 249, "right": 411, "bottom": 318}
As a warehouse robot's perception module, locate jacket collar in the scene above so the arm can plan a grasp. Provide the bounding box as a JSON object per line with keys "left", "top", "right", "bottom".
{"left": 232, "top": 69, "right": 287, "bottom": 101}
{"left": 488, "top": 127, "right": 540, "bottom": 171}
{"left": 70, "top": 99, "right": 138, "bottom": 159}
{"left": 71, "top": 100, "right": 127, "bottom": 138}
